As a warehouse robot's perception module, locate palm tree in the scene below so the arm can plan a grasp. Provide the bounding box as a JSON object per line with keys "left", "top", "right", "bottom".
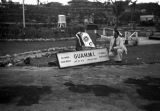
{"left": 130, "top": 0, "right": 137, "bottom": 30}
{"left": 37, "top": 0, "right": 40, "bottom": 5}
{"left": 110, "top": 0, "right": 130, "bottom": 27}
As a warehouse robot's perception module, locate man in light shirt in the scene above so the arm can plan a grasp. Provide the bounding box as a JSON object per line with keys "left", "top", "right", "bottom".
{"left": 109, "top": 29, "right": 127, "bottom": 62}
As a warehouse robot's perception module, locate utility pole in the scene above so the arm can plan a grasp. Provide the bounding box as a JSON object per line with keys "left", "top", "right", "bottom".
{"left": 130, "top": 0, "right": 137, "bottom": 30}
{"left": 22, "top": 0, "right": 25, "bottom": 28}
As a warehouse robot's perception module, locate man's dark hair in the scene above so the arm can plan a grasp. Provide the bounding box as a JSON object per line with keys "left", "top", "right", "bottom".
{"left": 114, "top": 29, "right": 120, "bottom": 35}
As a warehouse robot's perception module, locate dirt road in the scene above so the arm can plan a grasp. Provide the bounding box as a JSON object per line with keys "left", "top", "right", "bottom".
{"left": 0, "top": 63, "right": 160, "bottom": 111}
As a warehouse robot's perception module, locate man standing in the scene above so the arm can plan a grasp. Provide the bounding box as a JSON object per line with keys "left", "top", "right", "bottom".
{"left": 109, "top": 29, "right": 127, "bottom": 62}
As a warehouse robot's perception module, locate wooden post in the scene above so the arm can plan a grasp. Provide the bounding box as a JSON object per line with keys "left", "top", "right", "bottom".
{"left": 22, "top": 0, "right": 25, "bottom": 28}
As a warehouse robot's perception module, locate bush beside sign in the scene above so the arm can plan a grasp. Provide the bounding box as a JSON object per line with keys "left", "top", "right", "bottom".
{"left": 57, "top": 48, "right": 109, "bottom": 68}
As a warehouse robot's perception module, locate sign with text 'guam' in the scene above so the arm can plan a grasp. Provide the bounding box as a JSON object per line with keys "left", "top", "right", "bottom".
{"left": 57, "top": 48, "right": 109, "bottom": 68}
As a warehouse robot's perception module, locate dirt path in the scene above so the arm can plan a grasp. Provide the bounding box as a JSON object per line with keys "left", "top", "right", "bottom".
{"left": 0, "top": 64, "right": 160, "bottom": 111}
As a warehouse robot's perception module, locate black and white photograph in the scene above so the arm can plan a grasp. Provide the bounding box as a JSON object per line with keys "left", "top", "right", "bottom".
{"left": 0, "top": 0, "right": 160, "bottom": 111}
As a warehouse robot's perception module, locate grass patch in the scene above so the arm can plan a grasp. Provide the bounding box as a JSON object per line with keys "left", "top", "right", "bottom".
{"left": 123, "top": 44, "right": 160, "bottom": 65}
{"left": 30, "top": 44, "right": 160, "bottom": 67}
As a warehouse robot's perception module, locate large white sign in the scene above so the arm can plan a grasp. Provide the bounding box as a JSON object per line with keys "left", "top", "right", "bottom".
{"left": 57, "top": 48, "right": 109, "bottom": 68}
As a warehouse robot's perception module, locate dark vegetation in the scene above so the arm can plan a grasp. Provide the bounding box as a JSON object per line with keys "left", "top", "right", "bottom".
{"left": 0, "top": 1, "right": 160, "bottom": 39}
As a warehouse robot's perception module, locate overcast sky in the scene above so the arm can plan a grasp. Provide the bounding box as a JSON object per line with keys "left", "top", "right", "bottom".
{"left": 8, "top": 0, "right": 160, "bottom": 5}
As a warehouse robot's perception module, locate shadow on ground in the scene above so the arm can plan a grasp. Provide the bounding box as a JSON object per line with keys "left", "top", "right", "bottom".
{"left": 64, "top": 82, "right": 121, "bottom": 96}
{"left": 0, "top": 85, "right": 52, "bottom": 106}
{"left": 124, "top": 76, "right": 160, "bottom": 111}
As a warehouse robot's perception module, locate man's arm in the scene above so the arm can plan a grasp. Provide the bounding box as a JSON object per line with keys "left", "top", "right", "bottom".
{"left": 100, "top": 35, "right": 112, "bottom": 40}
